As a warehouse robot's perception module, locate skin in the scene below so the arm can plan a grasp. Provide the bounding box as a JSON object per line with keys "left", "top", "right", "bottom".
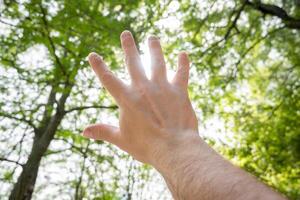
{"left": 83, "top": 30, "right": 286, "bottom": 200}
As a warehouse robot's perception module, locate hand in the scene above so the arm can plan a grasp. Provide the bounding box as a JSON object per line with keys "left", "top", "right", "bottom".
{"left": 83, "top": 30, "right": 199, "bottom": 166}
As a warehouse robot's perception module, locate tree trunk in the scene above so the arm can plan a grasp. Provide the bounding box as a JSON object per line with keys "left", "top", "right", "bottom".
{"left": 8, "top": 60, "right": 74, "bottom": 199}
{"left": 9, "top": 138, "right": 48, "bottom": 200}
{"left": 9, "top": 103, "right": 66, "bottom": 200}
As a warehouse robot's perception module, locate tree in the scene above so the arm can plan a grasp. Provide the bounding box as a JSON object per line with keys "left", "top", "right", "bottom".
{"left": 0, "top": 0, "right": 299, "bottom": 199}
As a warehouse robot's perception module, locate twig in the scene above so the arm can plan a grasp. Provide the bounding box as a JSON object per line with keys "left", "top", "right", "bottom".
{"left": 225, "top": 1, "right": 247, "bottom": 40}
{"left": 0, "top": 157, "right": 24, "bottom": 167}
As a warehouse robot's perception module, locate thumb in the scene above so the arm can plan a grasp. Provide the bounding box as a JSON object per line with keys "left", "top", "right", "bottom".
{"left": 82, "top": 124, "right": 121, "bottom": 145}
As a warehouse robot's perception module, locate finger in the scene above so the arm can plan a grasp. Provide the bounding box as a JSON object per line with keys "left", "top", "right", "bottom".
{"left": 88, "top": 52, "right": 126, "bottom": 102}
{"left": 83, "top": 124, "right": 121, "bottom": 146}
{"left": 120, "top": 30, "right": 147, "bottom": 84}
{"left": 148, "top": 36, "right": 167, "bottom": 82}
{"left": 172, "top": 52, "right": 190, "bottom": 89}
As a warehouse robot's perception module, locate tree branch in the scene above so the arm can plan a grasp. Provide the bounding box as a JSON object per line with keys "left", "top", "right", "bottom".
{"left": 0, "top": 112, "right": 36, "bottom": 130}
{"left": 225, "top": 1, "right": 247, "bottom": 40}
{"left": 39, "top": 4, "right": 67, "bottom": 76}
{"left": 64, "top": 105, "right": 118, "bottom": 114}
{"left": 246, "top": 0, "right": 300, "bottom": 29}
{"left": 0, "top": 157, "right": 24, "bottom": 167}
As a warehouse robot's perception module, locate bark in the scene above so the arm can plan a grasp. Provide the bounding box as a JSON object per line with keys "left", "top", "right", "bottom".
{"left": 9, "top": 139, "right": 48, "bottom": 200}
{"left": 9, "top": 88, "right": 70, "bottom": 200}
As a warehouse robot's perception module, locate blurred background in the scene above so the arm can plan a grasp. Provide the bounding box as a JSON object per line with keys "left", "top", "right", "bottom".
{"left": 0, "top": 0, "right": 299, "bottom": 199}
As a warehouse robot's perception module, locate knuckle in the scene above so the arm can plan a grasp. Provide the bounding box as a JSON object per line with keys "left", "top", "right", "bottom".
{"left": 154, "top": 59, "right": 165, "bottom": 68}
{"left": 149, "top": 84, "right": 161, "bottom": 96}
{"left": 137, "top": 87, "right": 148, "bottom": 100}
{"left": 100, "top": 71, "right": 114, "bottom": 83}
{"left": 124, "top": 56, "right": 130, "bottom": 66}
{"left": 123, "top": 37, "right": 133, "bottom": 47}
{"left": 129, "top": 84, "right": 148, "bottom": 103}
{"left": 137, "top": 84, "right": 148, "bottom": 94}
{"left": 125, "top": 55, "right": 138, "bottom": 66}
{"left": 118, "top": 89, "right": 129, "bottom": 105}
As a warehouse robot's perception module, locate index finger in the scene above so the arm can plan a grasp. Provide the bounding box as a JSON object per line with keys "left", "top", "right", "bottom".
{"left": 88, "top": 52, "right": 126, "bottom": 103}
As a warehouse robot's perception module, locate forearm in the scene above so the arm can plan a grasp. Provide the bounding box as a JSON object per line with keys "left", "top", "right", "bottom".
{"left": 153, "top": 133, "right": 286, "bottom": 200}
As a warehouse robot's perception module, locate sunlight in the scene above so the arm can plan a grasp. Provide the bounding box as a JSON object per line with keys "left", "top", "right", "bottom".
{"left": 140, "top": 40, "right": 176, "bottom": 82}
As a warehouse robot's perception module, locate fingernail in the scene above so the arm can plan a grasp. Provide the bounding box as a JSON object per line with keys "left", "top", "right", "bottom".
{"left": 180, "top": 51, "right": 188, "bottom": 57}
{"left": 120, "top": 30, "right": 132, "bottom": 39}
{"left": 88, "top": 52, "right": 102, "bottom": 61}
{"left": 82, "top": 129, "right": 92, "bottom": 138}
{"left": 148, "top": 35, "right": 159, "bottom": 41}
{"left": 88, "top": 52, "right": 98, "bottom": 58}
{"left": 88, "top": 52, "right": 98, "bottom": 60}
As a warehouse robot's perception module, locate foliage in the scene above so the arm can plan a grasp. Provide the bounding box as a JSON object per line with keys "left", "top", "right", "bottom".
{"left": 0, "top": 0, "right": 299, "bottom": 199}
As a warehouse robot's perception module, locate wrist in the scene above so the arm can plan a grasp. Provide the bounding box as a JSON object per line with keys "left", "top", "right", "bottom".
{"left": 148, "top": 131, "right": 286, "bottom": 200}
{"left": 151, "top": 131, "right": 214, "bottom": 177}
{"left": 149, "top": 131, "right": 219, "bottom": 199}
